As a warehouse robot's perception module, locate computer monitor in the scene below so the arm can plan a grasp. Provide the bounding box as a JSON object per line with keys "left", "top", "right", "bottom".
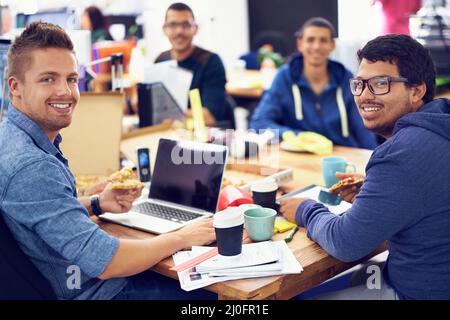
{"left": 106, "top": 15, "right": 143, "bottom": 39}
{"left": 137, "top": 82, "right": 184, "bottom": 128}
{"left": 0, "top": 39, "right": 10, "bottom": 119}
{"left": 16, "top": 9, "right": 78, "bottom": 30}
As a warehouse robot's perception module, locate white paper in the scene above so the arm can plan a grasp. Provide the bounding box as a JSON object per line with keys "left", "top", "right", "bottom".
{"left": 207, "top": 261, "right": 283, "bottom": 276}
{"left": 291, "top": 185, "right": 352, "bottom": 215}
{"left": 143, "top": 60, "right": 193, "bottom": 112}
{"left": 172, "top": 241, "right": 303, "bottom": 292}
{"left": 174, "top": 248, "right": 241, "bottom": 291}
{"left": 195, "top": 241, "right": 279, "bottom": 273}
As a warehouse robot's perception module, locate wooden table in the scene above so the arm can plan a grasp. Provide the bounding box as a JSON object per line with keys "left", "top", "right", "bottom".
{"left": 226, "top": 70, "right": 264, "bottom": 99}
{"left": 98, "top": 129, "right": 385, "bottom": 300}
{"left": 436, "top": 89, "right": 450, "bottom": 99}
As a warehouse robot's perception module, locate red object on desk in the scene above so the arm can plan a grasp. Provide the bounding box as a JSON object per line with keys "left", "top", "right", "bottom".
{"left": 217, "top": 186, "right": 253, "bottom": 211}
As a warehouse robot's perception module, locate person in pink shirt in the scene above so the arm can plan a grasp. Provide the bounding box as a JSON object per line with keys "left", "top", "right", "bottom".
{"left": 373, "top": 0, "right": 422, "bottom": 35}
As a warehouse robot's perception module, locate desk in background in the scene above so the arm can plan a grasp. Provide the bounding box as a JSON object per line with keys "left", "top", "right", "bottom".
{"left": 91, "top": 70, "right": 265, "bottom": 106}
{"left": 435, "top": 89, "right": 450, "bottom": 99}
{"left": 226, "top": 69, "right": 264, "bottom": 100}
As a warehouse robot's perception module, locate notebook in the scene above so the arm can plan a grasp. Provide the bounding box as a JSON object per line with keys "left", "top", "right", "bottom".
{"left": 100, "top": 138, "right": 228, "bottom": 234}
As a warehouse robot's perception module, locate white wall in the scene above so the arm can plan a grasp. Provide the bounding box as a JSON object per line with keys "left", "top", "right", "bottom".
{"left": 332, "top": 0, "right": 383, "bottom": 74}
{"left": 338, "top": 0, "right": 382, "bottom": 42}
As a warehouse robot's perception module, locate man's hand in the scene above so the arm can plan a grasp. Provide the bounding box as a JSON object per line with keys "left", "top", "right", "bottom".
{"left": 185, "top": 108, "right": 216, "bottom": 126}
{"left": 279, "top": 198, "right": 308, "bottom": 224}
{"left": 79, "top": 180, "right": 108, "bottom": 197}
{"left": 174, "top": 218, "right": 216, "bottom": 249}
{"left": 330, "top": 172, "right": 365, "bottom": 203}
{"left": 99, "top": 185, "right": 143, "bottom": 213}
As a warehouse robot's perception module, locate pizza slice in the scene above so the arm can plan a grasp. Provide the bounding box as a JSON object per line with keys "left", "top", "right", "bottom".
{"left": 328, "top": 176, "right": 364, "bottom": 193}
{"left": 107, "top": 167, "right": 144, "bottom": 190}
{"left": 109, "top": 179, "right": 145, "bottom": 190}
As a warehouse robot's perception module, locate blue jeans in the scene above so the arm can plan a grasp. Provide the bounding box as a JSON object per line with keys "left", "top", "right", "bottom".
{"left": 112, "top": 271, "right": 217, "bottom": 300}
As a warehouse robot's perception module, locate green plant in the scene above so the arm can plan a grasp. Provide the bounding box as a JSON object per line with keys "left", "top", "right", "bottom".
{"left": 257, "top": 46, "right": 284, "bottom": 68}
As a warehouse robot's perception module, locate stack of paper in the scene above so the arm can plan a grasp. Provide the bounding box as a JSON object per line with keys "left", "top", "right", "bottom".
{"left": 172, "top": 241, "right": 303, "bottom": 291}
{"left": 195, "top": 241, "right": 279, "bottom": 273}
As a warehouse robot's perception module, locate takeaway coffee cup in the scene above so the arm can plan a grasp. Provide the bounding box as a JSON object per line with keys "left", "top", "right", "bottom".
{"left": 243, "top": 207, "right": 277, "bottom": 242}
{"left": 238, "top": 203, "right": 261, "bottom": 211}
{"left": 213, "top": 207, "right": 244, "bottom": 256}
{"left": 321, "top": 157, "right": 356, "bottom": 188}
{"left": 251, "top": 179, "right": 278, "bottom": 210}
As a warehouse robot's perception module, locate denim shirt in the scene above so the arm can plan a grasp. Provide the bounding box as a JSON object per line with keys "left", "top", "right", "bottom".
{"left": 0, "top": 105, "right": 127, "bottom": 299}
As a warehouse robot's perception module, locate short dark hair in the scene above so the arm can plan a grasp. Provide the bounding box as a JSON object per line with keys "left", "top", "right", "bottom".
{"left": 8, "top": 21, "right": 74, "bottom": 81}
{"left": 84, "top": 5, "right": 109, "bottom": 31}
{"left": 165, "top": 2, "right": 195, "bottom": 21}
{"left": 295, "top": 17, "right": 336, "bottom": 39}
{"left": 357, "top": 34, "right": 436, "bottom": 103}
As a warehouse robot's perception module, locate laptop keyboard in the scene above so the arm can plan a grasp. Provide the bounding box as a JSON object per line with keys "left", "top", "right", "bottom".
{"left": 133, "top": 202, "right": 203, "bottom": 223}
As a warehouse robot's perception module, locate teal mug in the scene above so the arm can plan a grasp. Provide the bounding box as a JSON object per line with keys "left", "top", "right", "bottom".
{"left": 243, "top": 207, "right": 277, "bottom": 242}
{"left": 321, "top": 156, "right": 356, "bottom": 188}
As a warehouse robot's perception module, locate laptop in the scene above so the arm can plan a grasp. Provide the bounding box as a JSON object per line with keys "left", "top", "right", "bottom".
{"left": 99, "top": 138, "right": 228, "bottom": 234}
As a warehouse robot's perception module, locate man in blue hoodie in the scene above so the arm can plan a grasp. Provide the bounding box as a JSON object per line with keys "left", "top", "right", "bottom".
{"left": 249, "top": 17, "right": 377, "bottom": 149}
{"left": 280, "top": 34, "right": 450, "bottom": 299}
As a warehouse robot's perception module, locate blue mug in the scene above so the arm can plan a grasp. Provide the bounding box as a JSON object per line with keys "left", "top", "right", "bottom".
{"left": 321, "top": 157, "right": 356, "bottom": 188}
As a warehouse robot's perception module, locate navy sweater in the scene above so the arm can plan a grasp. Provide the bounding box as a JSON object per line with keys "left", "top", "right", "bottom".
{"left": 250, "top": 54, "right": 377, "bottom": 149}
{"left": 296, "top": 99, "right": 450, "bottom": 299}
{"left": 155, "top": 46, "right": 230, "bottom": 123}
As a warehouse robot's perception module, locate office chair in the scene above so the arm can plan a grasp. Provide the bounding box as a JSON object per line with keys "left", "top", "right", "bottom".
{"left": 0, "top": 214, "right": 56, "bottom": 300}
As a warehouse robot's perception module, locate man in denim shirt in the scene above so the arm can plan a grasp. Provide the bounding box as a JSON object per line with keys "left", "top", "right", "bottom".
{"left": 0, "top": 22, "right": 216, "bottom": 300}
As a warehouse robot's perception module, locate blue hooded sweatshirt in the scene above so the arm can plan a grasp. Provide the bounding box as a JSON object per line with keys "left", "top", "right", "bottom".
{"left": 250, "top": 54, "right": 377, "bottom": 149}
{"left": 296, "top": 99, "right": 450, "bottom": 299}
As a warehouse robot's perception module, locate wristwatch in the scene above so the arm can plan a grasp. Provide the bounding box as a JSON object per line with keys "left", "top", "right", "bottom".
{"left": 90, "top": 194, "right": 103, "bottom": 216}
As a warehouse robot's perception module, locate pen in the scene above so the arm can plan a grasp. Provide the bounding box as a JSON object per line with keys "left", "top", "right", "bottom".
{"left": 284, "top": 226, "right": 299, "bottom": 243}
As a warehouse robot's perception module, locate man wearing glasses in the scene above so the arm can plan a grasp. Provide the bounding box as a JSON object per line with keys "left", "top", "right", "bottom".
{"left": 280, "top": 34, "right": 450, "bottom": 299}
{"left": 155, "top": 2, "right": 233, "bottom": 128}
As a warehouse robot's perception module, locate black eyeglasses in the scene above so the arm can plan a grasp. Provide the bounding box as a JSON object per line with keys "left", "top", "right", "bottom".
{"left": 163, "top": 21, "right": 197, "bottom": 31}
{"left": 349, "top": 76, "right": 409, "bottom": 96}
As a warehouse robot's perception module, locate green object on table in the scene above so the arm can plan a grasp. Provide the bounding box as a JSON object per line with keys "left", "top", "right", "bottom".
{"left": 436, "top": 76, "right": 450, "bottom": 87}
{"left": 257, "top": 46, "right": 284, "bottom": 68}
{"left": 284, "top": 226, "right": 299, "bottom": 243}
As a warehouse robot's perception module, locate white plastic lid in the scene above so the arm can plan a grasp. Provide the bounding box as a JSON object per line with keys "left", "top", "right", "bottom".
{"left": 213, "top": 207, "right": 244, "bottom": 228}
{"left": 251, "top": 178, "right": 278, "bottom": 193}
{"left": 238, "top": 204, "right": 261, "bottom": 210}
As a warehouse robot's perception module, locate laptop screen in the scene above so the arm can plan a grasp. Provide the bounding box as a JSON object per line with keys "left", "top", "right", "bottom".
{"left": 149, "top": 138, "right": 228, "bottom": 213}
